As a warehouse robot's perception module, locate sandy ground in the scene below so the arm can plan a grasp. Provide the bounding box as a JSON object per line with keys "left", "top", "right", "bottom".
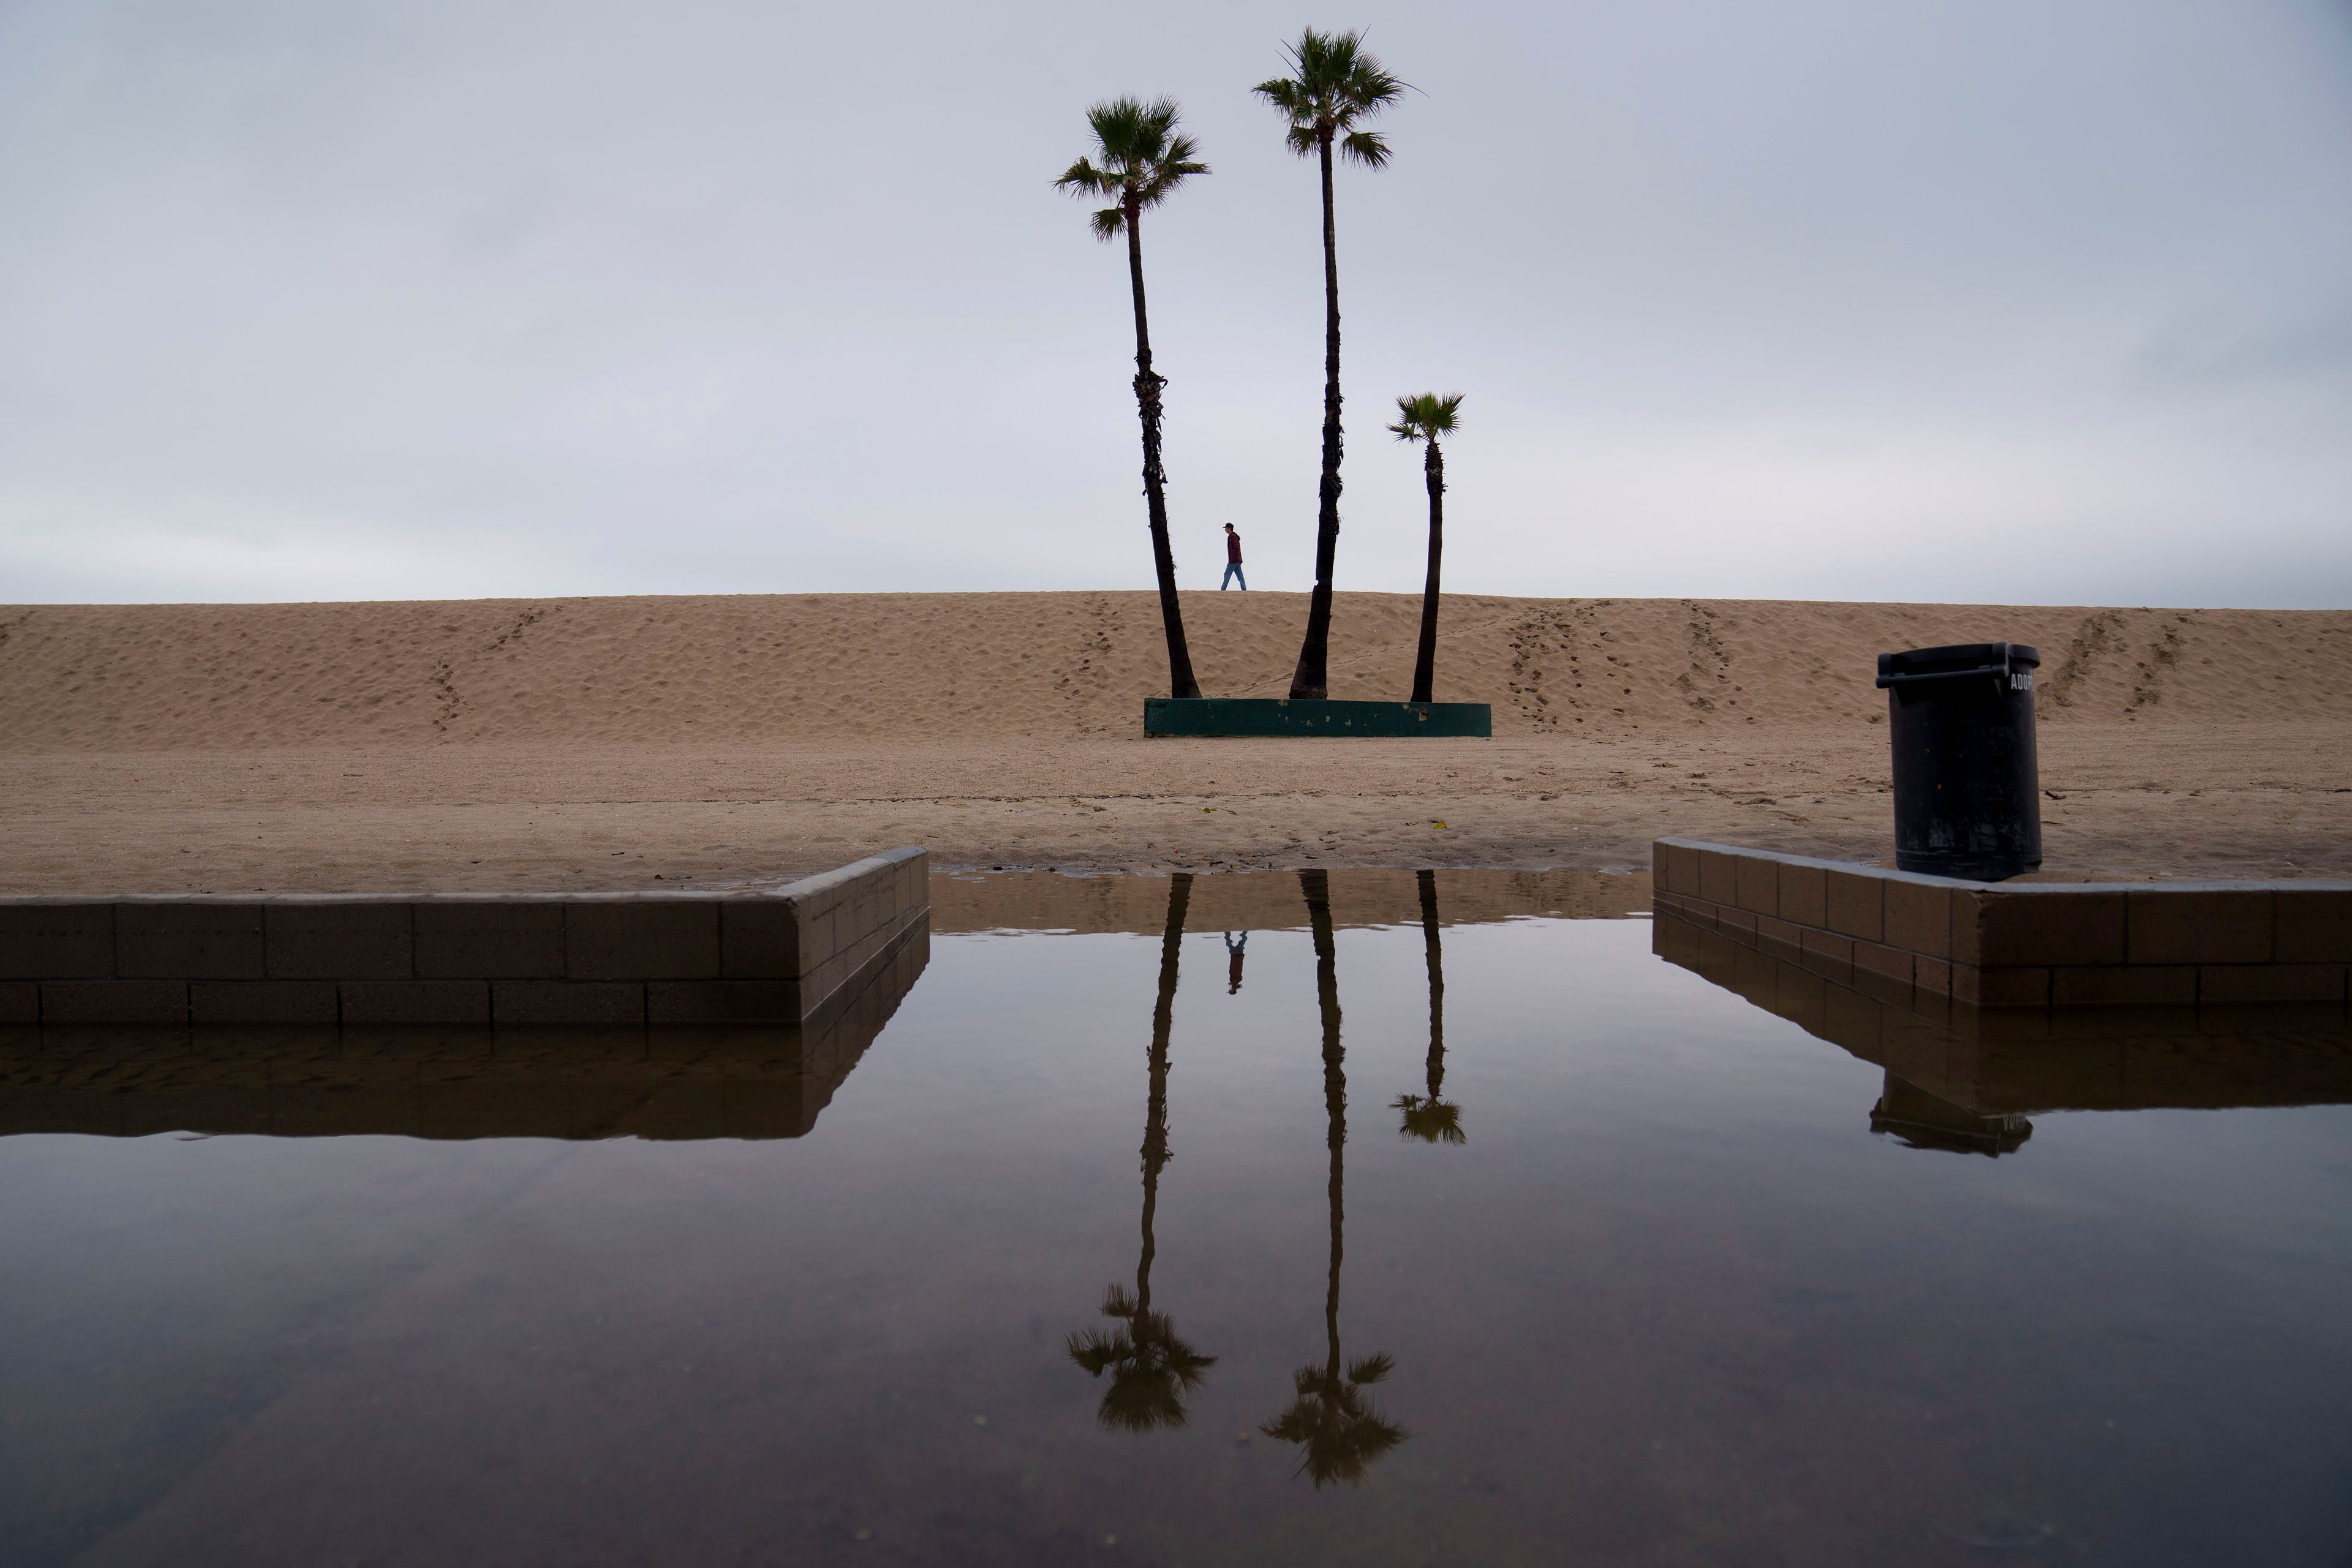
{"left": 3, "top": 592, "right": 2348, "bottom": 894}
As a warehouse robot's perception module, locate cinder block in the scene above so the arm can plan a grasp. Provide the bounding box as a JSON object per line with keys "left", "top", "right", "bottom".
{"left": 1716, "top": 907, "right": 1757, "bottom": 937}
{"left": 1824, "top": 870, "right": 1884, "bottom": 942}
{"left": 1800, "top": 927, "right": 1855, "bottom": 968}
{"left": 2275, "top": 888, "right": 2352, "bottom": 963}
{"left": 0, "top": 903, "right": 115, "bottom": 980}
{"left": 41, "top": 980, "right": 188, "bottom": 1025}
{"left": 1734, "top": 856, "right": 1777, "bottom": 917}
{"left": 2197, "top": 964, "right": 2347, "bottom": 1003}
{"left": 1959, "top": 890, "right": 2127, "bottom": 968}
{"left": 494, "top": 981, "right": 646, "bottom": 1026}
{"left": 339, "top": 981, "right": 491, "bottom": 1026}
{"left": 1883, "top": 880, "right": 1953, "bottom": 960}
{"left": 1678, "top": 897, "right": 1719, "bottom": 930}
{"left": 1755, "top": 915, "right": 1804, "bottom": 954}
{"left": 191, "top": 981, "right": 340, "bottom": 1025}
{"left": 265, "top": 903, "right": 413, "bottom": 979}
{"left": 1853, "top": 941, "right": 1914, "bottom": 986}
{"left": 1778, "top": 862, "right": 1827, "bottom": 929}
{"left": 2052, "top": 965, "right": 2197, "bottom": 1006}
{"left": 1952, "top": 965, "right": 2051, "bottom": 1008}
{"left": 1698, "top": 850, "right": 1739, "bottom": 907}
{"left": 415, "top": 903, "right": 565, "bottom": 979}
{"left": 0, "top": 982, "right": 37, "bottom": 1023}
{"left": 1664, "top": 843, "right": 1703, "bottom": 897}
{"left": 116, "top": 903, "right": 265, "bottom": 979}
{"left": 2128, "top": 889, "right": 2272, "bottom": 965}
{"left": 648, "top": 981, "right": 802, "bottom": 1026}
{"left": 722, "top": 902, "right": 804, "bottom": 979}
{"left": 565, "top": 903, "right": 720, "bottom": 981}
{"left": 1850, "top": 963, "right": 1916, "bottom": 1007}
{"left": 1915, "top": 956, "right": 1953, "bottom": 996}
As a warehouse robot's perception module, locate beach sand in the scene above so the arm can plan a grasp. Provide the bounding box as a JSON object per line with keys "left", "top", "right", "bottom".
{"left": 2, "top": 591, "right": 2346, "bottom": 893}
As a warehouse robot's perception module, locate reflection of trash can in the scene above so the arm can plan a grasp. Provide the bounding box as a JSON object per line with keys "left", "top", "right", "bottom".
{"left": 1875, "top": 642, "right": 2041, "bottom": 881}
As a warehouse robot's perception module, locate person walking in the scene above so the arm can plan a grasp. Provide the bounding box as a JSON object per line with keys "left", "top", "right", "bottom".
{"left": 1224, "top": 930, "right": 1248, "bottom": 992}
{"left": 1219, "top": 524, "right": 1247, "bottom": 590}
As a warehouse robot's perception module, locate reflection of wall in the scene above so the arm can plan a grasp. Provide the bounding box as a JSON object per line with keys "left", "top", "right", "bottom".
{"left": 931, "top": 867, "right": 1648, "bottom": 935}
{"left": 1654, "top": 912, "right": 2352, "bottom": 1117}
{"left": 0, "top": 920, "right": 927, "bottom": 1141}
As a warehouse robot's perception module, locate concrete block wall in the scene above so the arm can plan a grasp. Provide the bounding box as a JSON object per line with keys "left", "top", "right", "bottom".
{"left": 1653, "top": 837, "right": 2352, "bottom": 1008}
{"left": 0, "top": 847, "right": 927, "bottom": 1028}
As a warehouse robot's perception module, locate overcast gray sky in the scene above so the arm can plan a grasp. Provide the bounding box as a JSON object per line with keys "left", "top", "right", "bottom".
{"left": 2, "top": 0, "right": 2348, "bottom": 607}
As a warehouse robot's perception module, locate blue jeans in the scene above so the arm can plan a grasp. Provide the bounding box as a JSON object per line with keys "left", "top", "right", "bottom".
{"left": 1220, "top": 562, "right": 1246, "bottom": 590}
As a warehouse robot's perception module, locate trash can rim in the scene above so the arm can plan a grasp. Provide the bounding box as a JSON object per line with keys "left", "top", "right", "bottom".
{"left": 1875, "top": 642, "right": 2040, "bottom": 684}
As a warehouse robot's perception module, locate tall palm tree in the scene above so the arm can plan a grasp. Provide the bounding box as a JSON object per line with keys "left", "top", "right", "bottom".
{"left": 1262, "top": 869, "right": 1408, "bottom": 1485}
{"left": 1393, "top": 869, "right": 1464, "bottom": 1144}
{"left": 1387, "top": 394, "right": 1463, "bottom": 706}
{"left": 1057, "top": 99, "right": 1209, "bottom": 701}
{"left": 1254, "top": 31, "right": 1407, "bottom": 700}
{"left": 1068, "top": 873, "right": 1216, "bottom": 1429}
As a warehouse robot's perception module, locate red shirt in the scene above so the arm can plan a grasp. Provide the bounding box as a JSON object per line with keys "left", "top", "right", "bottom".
{"left": 1226, "top": 530, "right": 1243, "bottom": 564}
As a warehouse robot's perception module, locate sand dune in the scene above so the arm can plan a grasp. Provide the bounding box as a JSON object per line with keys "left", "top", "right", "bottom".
{"left": 2, "top": 592, "right": 2347, "bottom": 892}
{"left": 4, "top": 592, "right": 2346, "bottom": 749}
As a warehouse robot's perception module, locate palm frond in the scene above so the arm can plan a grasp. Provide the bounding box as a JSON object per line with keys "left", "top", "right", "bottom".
{"left": 1261, "top": 1360, "right": 1410, "bottom": 1487}
{"left": 1061, "top": 97, "right": 1207, "bottom": 229}
{"left": 1054, "top": 156, "right": 1114, "bottom": 195}
{"left": 1348, "top": 1352, "right": 1396, "bottom": 1385}
{"left": 1340, "top": 129, "right": 1391, "bottom": 168}
{"left": 1393, "top": 1091, "right": 1467, "bottom": 1142}
{"left": 1386, "top": 392, "right": 1464, "bottom": 443}
{"left": 1252, "top": 77, "right": 1308, "bottom": 115}
{"left": 1067, "top": 1328, "right": 1125, "bottom": 1374}
{"left": 1255, "top": 28, "right": 1411, "bottom": 149}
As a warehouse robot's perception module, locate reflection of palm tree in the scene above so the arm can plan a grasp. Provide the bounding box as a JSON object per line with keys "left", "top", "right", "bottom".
{"left": 1069, "top": 873, "right": 1216, "bottom": 1430}
{"left": 1262, "top": 869, "right": 1407, "bottom": 1485}
{"left": 1394, "top": 869, "right": 1464, "bottom": 1145}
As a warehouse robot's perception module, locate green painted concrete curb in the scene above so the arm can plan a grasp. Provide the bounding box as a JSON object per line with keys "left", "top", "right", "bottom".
{"left": 1144, "top": 698, "right": 1493, "bottom": 737}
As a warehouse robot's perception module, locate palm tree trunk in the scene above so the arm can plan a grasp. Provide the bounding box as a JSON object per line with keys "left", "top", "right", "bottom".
{"left": 1301, "top": 868, "right": 1345, "bottom": 1379}
{"left": 1138, "top": 872, "right": 1191, "bottom": 1311}
{"left": 1417, "top": 869, "right": 1445, "bottom": 1099}
{"left": 1288, "top": 135, "right": 1345, "bottom": 701}
{"left": 1127, "top": 203, "right": 1203, "bottom": 701}
{"left": 1409, "top": 441, "right": 1444, "bottom": 703}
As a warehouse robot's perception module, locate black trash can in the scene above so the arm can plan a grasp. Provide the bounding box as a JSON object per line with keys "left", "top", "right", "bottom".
{"left": 1874, "top": 642, "right": 2042, "bottom": 881}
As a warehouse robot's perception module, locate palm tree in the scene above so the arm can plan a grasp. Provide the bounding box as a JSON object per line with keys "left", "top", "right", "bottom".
{"left": 1262, "top": 869, "right": 1408, "bottom": 1485}
{"left": 1057, "top": 99, "right": 1209, "bottom": 701}
{"left": 1388, "top": 394, "right": 1463, "bottom": 706}
{"left": 1068, "top": 873, "right": 1216, "bottom": 1429}
{"left": 1253, "top": 31, "right": 1408, "bottom": 701}
{"left": 1393, "top": 869, "right": 1464, "bottom": 1144}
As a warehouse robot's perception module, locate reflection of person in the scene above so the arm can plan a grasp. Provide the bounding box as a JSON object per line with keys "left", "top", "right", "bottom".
{"left": 1219, "top": 524, "right": 1247, "bottom": 590}
{"left": 1224, "top": 930, "right": 1247, "bottom": 993}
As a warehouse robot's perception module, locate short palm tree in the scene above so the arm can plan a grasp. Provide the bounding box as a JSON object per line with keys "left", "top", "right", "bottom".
{"left": 1253, "top": 31, "right": 1408, "bottom": 700}
{"left": 1057, "top": 99, "right": 1209, "bottom": 701}
{"left": 1388, "top": 394, "right": 1462, "bottom": 706}
{"left": 1068, "top": 874, "right": 1216, "bottom": 1430}
{"left": 1393, "top": 869, "right": 1464, "bottom": 1144}
{"left": 1262, "top": 869, "right": 1408, "bottom": 1485}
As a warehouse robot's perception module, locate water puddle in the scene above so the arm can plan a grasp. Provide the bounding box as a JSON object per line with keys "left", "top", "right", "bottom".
{"left": 3, "top": 870, "right": 2348, "bottom": 1565}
